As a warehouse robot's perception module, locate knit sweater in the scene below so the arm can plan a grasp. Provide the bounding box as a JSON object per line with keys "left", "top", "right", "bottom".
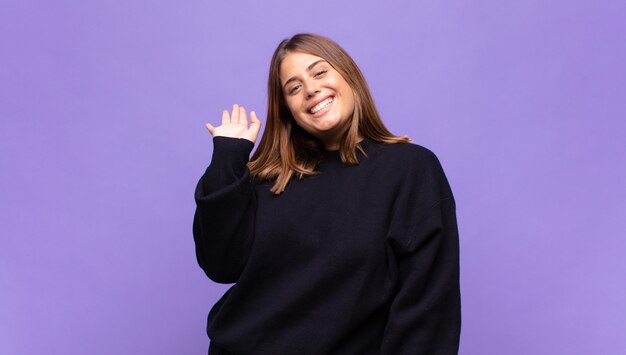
{"left": 193, "top": 136, "right": 461, "bottom": 355}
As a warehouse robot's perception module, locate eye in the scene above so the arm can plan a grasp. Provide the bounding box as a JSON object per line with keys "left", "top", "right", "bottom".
{"left": 289, "top": 84, "right": 301, "bottom": 94}
{"left": 314, "top": 70, "right": 327, "bottom": 77}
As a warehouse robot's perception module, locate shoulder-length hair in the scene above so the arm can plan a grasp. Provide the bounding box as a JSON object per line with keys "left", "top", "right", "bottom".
{"left": 248, "top": 33, "right": 411, "bottom": 195}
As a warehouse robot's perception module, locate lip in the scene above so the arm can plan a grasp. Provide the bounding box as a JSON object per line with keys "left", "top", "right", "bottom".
{"left": 306, "top": 95, "right": 334, "bottom": 113}
{"left": 310, "top": 98, "right": 334, "bottom": 118}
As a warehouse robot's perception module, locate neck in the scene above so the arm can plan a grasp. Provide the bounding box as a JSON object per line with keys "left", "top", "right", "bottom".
{"left": 322, "top": 134, "right": 365, "bottom": 151}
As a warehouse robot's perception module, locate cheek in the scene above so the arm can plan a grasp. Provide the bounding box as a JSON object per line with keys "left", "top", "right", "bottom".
{"left": 284, "top": 97, "right": 299, "bottom": 114}
{"left": 333, "top": 77, "right": 353, "bottom": 102}
{"left": 285, "top": 96, "right": 302, "bottom": 112}
{"left": 339, "top": 86, "right": 355, "bottom": 109}
{"left": 285, "top": 99, "right": 309, "bottom": 124}
{"left": 347, "top": 91, "right": 355, "bottom": 108}
{"left": 344, "top": 94, "right": 356, "bottom": 117}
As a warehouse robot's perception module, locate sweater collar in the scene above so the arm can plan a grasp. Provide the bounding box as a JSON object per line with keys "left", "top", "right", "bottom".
{"left": 321, "top": 137, "right": 373, "bottom": 160}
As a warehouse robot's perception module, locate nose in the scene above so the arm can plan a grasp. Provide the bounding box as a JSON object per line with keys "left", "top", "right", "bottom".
{"left": 304, "top": 81, "right": 321, "bottom": 99}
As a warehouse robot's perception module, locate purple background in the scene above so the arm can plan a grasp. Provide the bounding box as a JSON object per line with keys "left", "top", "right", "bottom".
{"left": 1, "top": 1, "right": 625, "bottom": 354}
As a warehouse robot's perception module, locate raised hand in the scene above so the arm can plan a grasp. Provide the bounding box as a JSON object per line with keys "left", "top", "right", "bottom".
{"left": 205, "top": 104, "right": 262, "bottom": 144}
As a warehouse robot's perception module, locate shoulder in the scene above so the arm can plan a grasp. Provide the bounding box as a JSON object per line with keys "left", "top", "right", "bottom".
{"left": 373, "top": 140, "right": 453, "bottom": 201}
{"left": 374, "top": 140, "right": 445, "bottom": 174}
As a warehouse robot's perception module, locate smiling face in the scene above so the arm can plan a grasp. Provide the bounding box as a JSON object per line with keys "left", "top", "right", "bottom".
{"left": 280, "top": 51, "right": 356, "bottom": 151}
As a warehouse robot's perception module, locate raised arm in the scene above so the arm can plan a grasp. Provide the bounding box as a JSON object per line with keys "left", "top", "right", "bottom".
{"left": 192, "top": 104, "right": 262, "bottom": 284}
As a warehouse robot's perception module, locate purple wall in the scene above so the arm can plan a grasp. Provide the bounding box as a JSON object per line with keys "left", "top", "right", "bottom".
{"left": 1, "top": 1, "right": 624, "bottom": 354}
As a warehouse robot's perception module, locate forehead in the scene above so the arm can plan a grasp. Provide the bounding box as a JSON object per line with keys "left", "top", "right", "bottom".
{"left": 279, "top": 52, "right": 327, "bottom": 81}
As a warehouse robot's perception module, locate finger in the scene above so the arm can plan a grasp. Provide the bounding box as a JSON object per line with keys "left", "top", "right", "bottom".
{"left": 231, "top": 103, "right": 239, "bottom": 124}
{"left": 205, "top": 122, "right": 215, "bottom": 135}
{"left": 221, "top": 110, "right": 229, "bottom": 125}
{"left": 239, "top": 106, "right": 248, "bottom": 127}
{"left": 249, "top": 111, "right": 262, "bottom": 136}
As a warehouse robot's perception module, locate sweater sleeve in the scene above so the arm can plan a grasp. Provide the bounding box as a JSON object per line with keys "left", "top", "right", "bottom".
{"left": 380, "top": 149, "right": 461, "bottom": 355}
{"left": 192, "top": 136, "right": 257, "bottom": 284}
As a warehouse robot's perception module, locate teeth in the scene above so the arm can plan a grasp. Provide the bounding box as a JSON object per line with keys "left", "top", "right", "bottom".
{"left": 310, "top": 97, "right": 334, "bottom": 114}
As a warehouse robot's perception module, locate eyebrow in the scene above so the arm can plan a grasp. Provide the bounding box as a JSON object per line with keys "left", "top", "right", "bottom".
{"left": 282, "top": 59, "right": 327, "bottom": 90}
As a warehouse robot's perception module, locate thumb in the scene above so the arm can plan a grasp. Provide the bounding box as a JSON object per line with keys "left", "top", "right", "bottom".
{"left": 205, "top": 122, "right": 215, "bottom": 135}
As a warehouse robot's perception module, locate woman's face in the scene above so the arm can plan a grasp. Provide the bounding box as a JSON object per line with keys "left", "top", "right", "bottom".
{"left": 279, "top": 51, "right": 355, "bottom": 150}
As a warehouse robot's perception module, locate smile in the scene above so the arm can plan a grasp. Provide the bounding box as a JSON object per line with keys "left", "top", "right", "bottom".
{"left": 309, "top": 97, "right": 334, "bottom": 116}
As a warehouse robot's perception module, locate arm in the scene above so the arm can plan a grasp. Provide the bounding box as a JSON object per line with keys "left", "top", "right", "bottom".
{"left": 193, "top": 136, "right": 256, "bottom": 284}
{"left": 193, "top": 104, "right": 262, "bottom": 284}
{"left": 380, "top": 150, "right": 461, "bottom": 354}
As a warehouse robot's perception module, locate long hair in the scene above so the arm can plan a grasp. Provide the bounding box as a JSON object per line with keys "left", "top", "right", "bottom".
{"left": 248, "top": 33, "right": 411, "bottom": 195}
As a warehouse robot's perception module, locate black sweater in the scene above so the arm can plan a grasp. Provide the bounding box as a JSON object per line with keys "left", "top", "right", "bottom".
{"left": 193, "top": 136, "right": 461, "bottom": 355}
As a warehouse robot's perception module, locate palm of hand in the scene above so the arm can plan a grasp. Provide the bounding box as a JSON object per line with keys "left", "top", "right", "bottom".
{"left": 205, "top": 104, "right": 262, "bottom": 144}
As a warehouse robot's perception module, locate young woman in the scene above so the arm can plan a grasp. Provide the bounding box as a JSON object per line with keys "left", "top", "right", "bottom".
{"left": 193, "top": 33, "right": 461, "bottom": 355}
